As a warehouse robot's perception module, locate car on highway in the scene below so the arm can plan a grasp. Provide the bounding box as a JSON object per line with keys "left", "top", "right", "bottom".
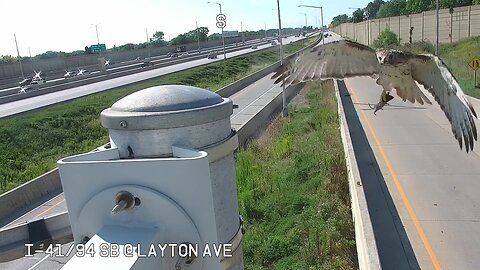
{"left": 140, "top": 61, "right": 154, "bottom": 68}
{"left": 251, "top": 45, "right": 258, "bottom": 49}
{"left": 170, "top": 53, "right": 181, "bottom": 58}
{"left": 76, "top": 69, "right": 89, "bottom": 76}
{"left": 17, "top": 84, "right": 35, "bottom": 94}
{"left": 271, "top": 40, "right": 278, "bottom": 46}
{"left": 64, "top": 70, "right": 77, "bottom": 78}
{"left": 207, "top": 51, "right": 218, "bottom": 59}
{"left": 18, "top": 77, "right": 33, "bottom": 87}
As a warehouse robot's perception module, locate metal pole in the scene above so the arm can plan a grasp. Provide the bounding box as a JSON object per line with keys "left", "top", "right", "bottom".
{"left": 241, "top": 21, "right": 245, "bottom": 43}
{"left": 146, "top": 28, "right": 151, "bottom": 58}
{"left": 321, "top": 7, "right": 324, "bottom": 44}
{"left": 95, "top": 25, "right": 99, "bottom": 44}
{"left": 219, "top": 4, "right": 226, "bottom": 60}
{"left": 435, "top": 0, "right": 439, "bottom": 56}
{"left": 304, "top": 14, "right": 307, "bottom": 31}
{"left": 264, "top": 22, "right": 267, "bottom": 39}
{"left": 14, "top": 34, "right": 25, "bottom": 79}
{"left": 276, "top": 0, "right": 287, "bottom": 117}
{"left": 473, "top": 70, "right": 477, "bottom": 88}
{"left": 196, "top": 21, "right": 200, "bottom": 51}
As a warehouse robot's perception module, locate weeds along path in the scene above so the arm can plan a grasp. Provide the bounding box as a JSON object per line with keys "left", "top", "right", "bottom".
{"left": 236, "top": 80, "right": 358, "bottom": 269}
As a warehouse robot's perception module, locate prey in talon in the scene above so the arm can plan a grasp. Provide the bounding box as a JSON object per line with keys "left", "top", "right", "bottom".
{"left": 369, "top": 92, "right": 394, "bottom": 115}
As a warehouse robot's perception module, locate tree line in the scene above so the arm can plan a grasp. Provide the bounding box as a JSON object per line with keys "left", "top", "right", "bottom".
{"left": 331, "top": 0, "right": 480, "bottom": 26}
{"left": 0, "top": 25, "right": 291, "bottom": 64}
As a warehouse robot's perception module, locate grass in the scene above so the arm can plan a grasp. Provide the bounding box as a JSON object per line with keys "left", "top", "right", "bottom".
{"left": 236, "top": 80, "right": 357, "bottom": 269}
{"left": 0, "top": 37, "right": 316, "bottom": 193}
{"left": 392, "top": 36, "right": 480, "bottom": 98}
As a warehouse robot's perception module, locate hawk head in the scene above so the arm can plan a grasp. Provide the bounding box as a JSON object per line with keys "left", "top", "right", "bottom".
{"left": 375, "top": 49, "right": 410, "bottom": 66}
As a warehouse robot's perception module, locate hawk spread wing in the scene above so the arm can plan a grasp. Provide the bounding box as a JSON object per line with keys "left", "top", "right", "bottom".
{"left": 272, "top": 38, "right": 478, "bottom": 152}
{"left": 272, "top": 40, "right": 380, "bottom": 85}
{"left": 409, "top": 54, "right": 478, "bottom": 152}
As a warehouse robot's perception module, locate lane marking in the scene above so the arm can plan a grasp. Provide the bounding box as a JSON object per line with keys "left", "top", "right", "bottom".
{"left": 35, "top": 198, "right": 65, "bottom": 218}
{"left": 346, "top": 80, "right": 443, "bottom": 270}
{"left": 3, "top": 193, "right": 64, "bottom": 228}
{"left": 231, "top": 84, "right": 278, "bottom": 119}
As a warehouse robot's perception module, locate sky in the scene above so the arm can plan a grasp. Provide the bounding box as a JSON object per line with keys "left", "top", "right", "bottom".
{"left": 0, "top": 0, "right": 371, "bottom": 57}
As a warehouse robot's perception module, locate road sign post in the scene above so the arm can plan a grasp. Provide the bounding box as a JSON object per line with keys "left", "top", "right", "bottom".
{"left": 468, "top": 57, "right": 480, "bottom": 88}
{"left": 216, "top": 13, "right": 227, "bottom": 60}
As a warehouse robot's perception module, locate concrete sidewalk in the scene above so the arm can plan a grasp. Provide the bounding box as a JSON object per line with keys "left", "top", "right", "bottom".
{"left": 343, "top": 76, "right": 480, "bottom": 270}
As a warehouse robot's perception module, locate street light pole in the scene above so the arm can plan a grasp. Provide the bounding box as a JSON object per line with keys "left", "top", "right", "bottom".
{"left": 299, "top": 13, "right": 308, "bottom": 32}
{"left": 298, "top": 4, "right": 324, "bottom": 44}
{"left": 276, "top": 0, "right": 287, "bottom": 117}
{"left": 196, "top": 21, "right": 201, "bottom": 52}
{"left": 241, "top": 21, "right": 245, "bottom": 43}
{"left": 264, "top": 22, "right": 267, "bottom": 39}
{"left": 14, "top": 34, "right": 25, "bottom": 79}
{"left": 207, "top": 1, "right": 226, "bottom": 60}
{"left": 91, "top": 24, "right": 100, "bottom": 44}
{"left": 146, "top": 27, "right": 151, "bottom": 58}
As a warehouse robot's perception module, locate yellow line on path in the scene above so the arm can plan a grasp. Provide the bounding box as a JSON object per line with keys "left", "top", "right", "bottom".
{"left": 346, "top": 80, "right": 443, "bottom": 270}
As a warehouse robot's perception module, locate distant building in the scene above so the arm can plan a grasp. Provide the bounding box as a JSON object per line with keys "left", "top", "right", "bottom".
{"left": 223, "top": 31, "right": 240, "bottom": 38}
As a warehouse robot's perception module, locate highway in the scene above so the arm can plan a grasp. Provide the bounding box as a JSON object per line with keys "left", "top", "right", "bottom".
{"left": 0, "top": 36, "right": 301, "bottom": 119}
{"left": 0, "top": 36, "right": 269, "bottom": 92}
{"left": 0, "top": 44, "right": 298, "bottom": 270}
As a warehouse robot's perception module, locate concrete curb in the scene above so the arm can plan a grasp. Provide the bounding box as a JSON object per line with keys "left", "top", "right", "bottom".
{"left": 333, "top": 79, "right": 381, "bottom": 269}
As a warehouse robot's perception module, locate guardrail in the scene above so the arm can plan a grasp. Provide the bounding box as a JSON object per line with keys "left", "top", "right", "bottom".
{"left": 334, "top": 79, "right": 381, "bottom": 269}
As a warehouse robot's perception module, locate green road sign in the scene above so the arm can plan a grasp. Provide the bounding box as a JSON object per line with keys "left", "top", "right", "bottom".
{"left": 90, "top": 44, "right": 106, "bottom": 53}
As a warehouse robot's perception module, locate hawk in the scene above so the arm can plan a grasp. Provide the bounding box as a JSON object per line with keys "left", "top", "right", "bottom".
{"left": 272, "top": 38, "right": 478, "bottom": 152}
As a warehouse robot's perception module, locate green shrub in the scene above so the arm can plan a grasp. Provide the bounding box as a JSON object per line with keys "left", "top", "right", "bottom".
{"left": 372, "top": 29, "right": 399, "bottom": 48}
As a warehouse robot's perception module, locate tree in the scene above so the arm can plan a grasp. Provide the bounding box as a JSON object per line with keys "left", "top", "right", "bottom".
{"left": 474, "top": 0, "right": 480, "bottom": 4}
{"left": 151, "top": 31, "right": 167, "bottom": 47}
{"left": 405, "top": 0, "right": 434, "bottom": 14}
{"left": 331, "top": 14, "right": 350, "bottom": 26}
{"left": 0, "top": 55, "right": 17, "bottom": 64}
{"left": 440, "top": 0, "right": 472, "bottom": 8}
{"left": 169, "top": 27, "right": 210, "bottom": 45}
{"left": 84, "top": 46, "right": 92, "bottom": 54}
{"left": 352, "top": 8, "right": 365, "bottom": 22}
{"left": 372, "top": 29, "right": 399, "bottom": 48}
{"left": 365, "top": 0, "right": 385, "bottom": 19}
{"left": 196, "top": 27, "right": 209, "bottom": 42}
{"left": 152, "top": 31, "right": 164, "bottom": 41}
{"left": 377, "top": 0, "right": 407, "bottom": 18}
